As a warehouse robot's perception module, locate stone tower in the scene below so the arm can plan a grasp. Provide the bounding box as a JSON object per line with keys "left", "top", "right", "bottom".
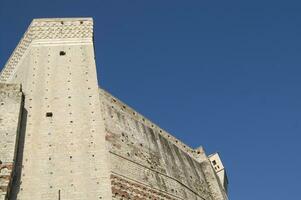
{"left": 0, "top": 18, "right": 229, "bottom": 200}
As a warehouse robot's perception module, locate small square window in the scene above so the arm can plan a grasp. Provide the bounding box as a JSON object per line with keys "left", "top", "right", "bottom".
{"left": 212, "top": 160, "right": 217, "bottom": 165}
{"left": 59, "top": 51, "right": 66, "bottom": 56}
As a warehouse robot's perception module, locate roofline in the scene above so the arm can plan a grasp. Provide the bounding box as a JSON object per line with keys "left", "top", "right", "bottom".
{"left": 32, "top": 17, "right": 93, "bottom": 22}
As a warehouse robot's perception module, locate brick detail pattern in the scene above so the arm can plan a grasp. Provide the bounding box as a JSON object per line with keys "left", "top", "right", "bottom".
{"left": 111, "top": 174, "right": 178, "bottom": 200}
{"left": 0, "top": 18, "right": 93, "bottom": 82}
{"left": 0, "top": 163, "right": 13, "bottom": 200}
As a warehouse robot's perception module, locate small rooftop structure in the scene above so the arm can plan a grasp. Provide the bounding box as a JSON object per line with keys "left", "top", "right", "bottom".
{"left": 209, "top": 152, "right": 229, "bottom": 194}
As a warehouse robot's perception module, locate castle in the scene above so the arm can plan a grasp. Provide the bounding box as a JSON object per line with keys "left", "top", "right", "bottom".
{"left": 0, "top": 18, "right": 228, "bottom": 200}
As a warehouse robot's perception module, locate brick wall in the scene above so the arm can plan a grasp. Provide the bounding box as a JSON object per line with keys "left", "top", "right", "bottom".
{"left": 100, "top": 89, "right": 213, "bottom": 200}
{"left": 0, "top": 84, "right": 23, "bottom": 200}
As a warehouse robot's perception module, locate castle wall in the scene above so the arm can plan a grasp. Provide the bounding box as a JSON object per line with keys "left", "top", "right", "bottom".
{"left": 0, "top": 17, "right": 228, "bottom": 200}
{"left": 100, "top": 89, "right": 213, "bottom": 200}
{"left": 0, "top": 84, "right": 23, "bottom": 200}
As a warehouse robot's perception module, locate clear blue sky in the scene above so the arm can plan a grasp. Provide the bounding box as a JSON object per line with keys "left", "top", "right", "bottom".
{"left": 1, "top": 0, "right": 300, "bottom": 199}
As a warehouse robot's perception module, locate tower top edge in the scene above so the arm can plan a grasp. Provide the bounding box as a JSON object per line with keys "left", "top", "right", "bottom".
{"left": 0, "top": 17, "right": 94, "bottom": 82}
{"left": 31, "top": 17, "right": 93, "bottom": 23}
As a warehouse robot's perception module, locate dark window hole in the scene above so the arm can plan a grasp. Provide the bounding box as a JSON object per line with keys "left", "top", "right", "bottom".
{"left": 46, "top": 112, "right": 53, "bottom": 117}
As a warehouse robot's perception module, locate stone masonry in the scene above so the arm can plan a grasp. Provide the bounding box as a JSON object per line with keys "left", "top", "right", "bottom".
{"left": 0, "top": 18, "right": 229, "bottom": 200}
{"left": 0, "top": 84, "right": 23, "bottom": 200}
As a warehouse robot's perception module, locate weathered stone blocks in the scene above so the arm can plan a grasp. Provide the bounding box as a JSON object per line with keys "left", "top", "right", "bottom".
{"left": 0, "top": 84, "right": 23, "bottom": 200}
